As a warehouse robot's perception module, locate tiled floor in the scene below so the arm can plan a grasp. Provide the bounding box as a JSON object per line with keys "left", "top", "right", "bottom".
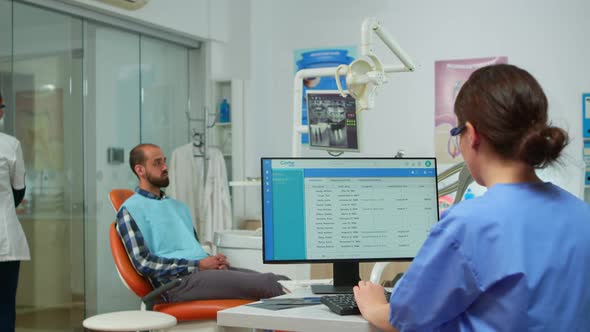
{"left": 16, "top": 304, "right": 84, "bottom": 332}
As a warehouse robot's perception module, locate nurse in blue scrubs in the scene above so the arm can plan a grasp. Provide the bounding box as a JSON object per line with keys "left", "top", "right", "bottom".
{"left": 354, "top": 64, "right": 590, "bottom": 332}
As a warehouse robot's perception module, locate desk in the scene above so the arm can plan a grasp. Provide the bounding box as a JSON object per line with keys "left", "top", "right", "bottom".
{"left": 217, "top": 288, "right": 381, "bottom": 332}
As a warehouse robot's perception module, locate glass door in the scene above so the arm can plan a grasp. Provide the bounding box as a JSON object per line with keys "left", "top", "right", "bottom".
{"left": 82, "top": 24, "right": 194, "bottom": 314}
{"left": 0, "top": 0, "right": 12, "bottom": 132}
{"left": 12, "top": 2, "right": 85, "bottom": 331}
{"left": 2, "top": 2, "right": 199, "bottom": 327}
{"left": 140, "top": 35, "right": 189, "bottom": 157}
{"left": 83, "top": 21, "right": 141, "bottom": 315}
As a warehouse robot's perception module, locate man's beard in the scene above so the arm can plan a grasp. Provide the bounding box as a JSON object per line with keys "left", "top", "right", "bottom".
{"left": 147, "top": 172, "right": 169, "bottom": 188}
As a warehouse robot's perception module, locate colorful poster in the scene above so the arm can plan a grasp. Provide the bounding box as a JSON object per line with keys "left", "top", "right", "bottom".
{"left": 434, "top": 57, "right": 508, "bottom": 163}
{"left": 15, "top": 89, "right": 64, "bottom": 170}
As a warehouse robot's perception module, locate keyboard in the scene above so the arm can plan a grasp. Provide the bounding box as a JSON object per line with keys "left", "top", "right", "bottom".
{"left": 321, "top": 291, "right": 392, "bottom": 315}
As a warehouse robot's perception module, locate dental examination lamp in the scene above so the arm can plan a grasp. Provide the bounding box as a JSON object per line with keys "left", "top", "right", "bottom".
{"left": 291, "top": 17, "right": 417, "bottom": 284}
{"left": 291, "top": 17, "right": 416, "bottom": 157}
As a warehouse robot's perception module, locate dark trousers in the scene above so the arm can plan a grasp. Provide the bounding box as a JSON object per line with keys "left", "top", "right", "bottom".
{"left": 0, "top": 261, "right": 20, "bottom": 332}
{"left": 166, "top": 267, "right": 289, "bottom": 303}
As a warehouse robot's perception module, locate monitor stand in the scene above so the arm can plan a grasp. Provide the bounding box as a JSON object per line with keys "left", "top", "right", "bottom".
{"left": 311, "top": 262, "right": 360, "bottom": 294}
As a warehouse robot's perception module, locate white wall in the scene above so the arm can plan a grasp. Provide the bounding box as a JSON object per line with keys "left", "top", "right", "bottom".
{"left": 243, "top": 0, "right": 589, "bottom": 199}
{"left": 210, "top": 0, "right": 250, "bottom": 80}
{"left": 62, "top": 0, "right": 218, "bottom": 41}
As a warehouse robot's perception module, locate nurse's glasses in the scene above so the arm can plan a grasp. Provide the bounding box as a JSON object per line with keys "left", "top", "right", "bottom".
{"left": 450, "top": 125, "right": 466, "bottom": 137}
{"left": 449, "top": 124, "right": 466, "bottom": 154}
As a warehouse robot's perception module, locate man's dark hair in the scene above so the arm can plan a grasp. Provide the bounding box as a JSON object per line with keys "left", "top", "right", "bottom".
{"left": 129, "top": 143, "right": 158, "bottom": 177}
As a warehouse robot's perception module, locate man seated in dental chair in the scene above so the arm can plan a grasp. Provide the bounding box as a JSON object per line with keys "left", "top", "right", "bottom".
{"left": 115, "top": 143, "right": 288, "bottom": 303}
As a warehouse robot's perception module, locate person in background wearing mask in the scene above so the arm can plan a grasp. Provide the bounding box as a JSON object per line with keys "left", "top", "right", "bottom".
{"left": 354, "top": 64, "right": 590, "bottom": 331}
{"left": 0, "top": 91, "right": 30, "bottom": 332}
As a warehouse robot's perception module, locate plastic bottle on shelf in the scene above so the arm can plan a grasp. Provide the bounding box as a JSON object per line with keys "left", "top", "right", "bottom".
{"left": 219, "top": 97, "right": 230, "bottom": 123}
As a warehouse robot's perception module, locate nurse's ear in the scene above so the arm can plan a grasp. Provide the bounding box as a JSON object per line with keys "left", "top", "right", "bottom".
{"left": 465, "top": 122, "right": 480, "bottom": 148}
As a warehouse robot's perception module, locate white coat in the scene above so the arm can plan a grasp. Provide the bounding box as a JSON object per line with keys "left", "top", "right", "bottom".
{"left": 0, "top": 132, "right": 30, "bottom": 261}
{"left": 168, "top": 142, "right": 205, "bottom": 234}
{"left": 201, "top": 148, "right": 232, "bottom": 244}
{"left": 168, "top": 144, "right": 232, "bottom": 245}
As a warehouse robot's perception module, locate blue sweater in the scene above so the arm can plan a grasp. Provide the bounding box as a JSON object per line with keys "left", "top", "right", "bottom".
{"left": 123, "top": 193, "right": 208, "bottom": 261}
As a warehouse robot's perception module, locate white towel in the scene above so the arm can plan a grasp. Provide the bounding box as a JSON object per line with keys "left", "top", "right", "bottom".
{"left": 168, "top": 144, "right": 233, "bottom": 245}
{"left": 201, "top": 148, "right": 233, "bottom": 244}
{"left": 168, "top": 143, "right": 205, "bottom": 234}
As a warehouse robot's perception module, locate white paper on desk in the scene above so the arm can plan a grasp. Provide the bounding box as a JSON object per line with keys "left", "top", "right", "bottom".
{"left": 279, "top": 279, "right": 332, "bottom": 292}
{"left": 247, "top": 302, "right": 315, "bottom": 311}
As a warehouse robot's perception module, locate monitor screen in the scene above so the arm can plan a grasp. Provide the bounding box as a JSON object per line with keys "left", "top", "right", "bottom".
{"left": 261, "top": 157, "right": 439, "bottom": 293}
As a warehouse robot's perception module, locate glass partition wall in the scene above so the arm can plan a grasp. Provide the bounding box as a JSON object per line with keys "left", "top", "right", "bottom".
{"left": 140, "top": 36, "right": 190, "bottom": 156}
{"left": 83, "top": 22, "right": 142, "bottom": 316}
{"left": 83, "top": 22, "right": 192, "bottom": 316}
{"left": 0, "top": 0, "right": 12, "bottom": 133}
{"left": 1, "top": 2, "right": 198, "bottom": 330}
{"left": 11, "top": 3, "right": 85, "bottom": 331}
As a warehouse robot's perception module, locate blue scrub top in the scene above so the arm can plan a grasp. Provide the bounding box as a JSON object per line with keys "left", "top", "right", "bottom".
{"left": 389, "top": 182, "right": 590, "bottom": 332}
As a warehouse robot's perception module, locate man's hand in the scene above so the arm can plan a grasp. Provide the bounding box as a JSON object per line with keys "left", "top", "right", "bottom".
{"left": 198, "top": 256, "right": 220, "bottom": 270}
{"left": 198, "top": 254, "right": 230, "bottom": 271}
{"left": 354, "top": 280, "right": 398, "bottom": 332}
{"left": 215, "top": 253, "right": 229, "bottom": 270}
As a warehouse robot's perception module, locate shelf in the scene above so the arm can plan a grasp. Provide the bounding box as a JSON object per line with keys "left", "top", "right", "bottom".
{"left": 229, "top": 180, "right": 261, "bottom": 187}
{"left": 215, "top": 122, "right": 231, "bottom": 127}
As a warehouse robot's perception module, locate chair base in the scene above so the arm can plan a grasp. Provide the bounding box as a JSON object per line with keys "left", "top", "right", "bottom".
{"left": 171, "top": 321, "right": 251, "bottom": 332}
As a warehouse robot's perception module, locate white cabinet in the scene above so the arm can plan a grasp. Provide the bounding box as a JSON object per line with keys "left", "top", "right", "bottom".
{"left": 210, "top": 81, "right": 233, "bottom": 158}
{"left": 210, "top": 80, "right": 250, "bottom": 228}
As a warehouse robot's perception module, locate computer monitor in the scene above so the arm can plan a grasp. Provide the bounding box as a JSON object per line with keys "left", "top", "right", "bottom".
{"left": 261, "top": 157, "right": 439, "bottom": 294}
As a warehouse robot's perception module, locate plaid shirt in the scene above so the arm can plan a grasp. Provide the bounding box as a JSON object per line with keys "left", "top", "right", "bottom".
{"left": 115, "top": 188, "right": 200, "bottom": 289}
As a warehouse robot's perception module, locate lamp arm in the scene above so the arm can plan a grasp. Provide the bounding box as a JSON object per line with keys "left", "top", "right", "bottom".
{"left": 369, "top": 262, "right": 390, "bottom": 284}
{"left": 291, "top": 17, "right": 416, "bottom": 155}
{"left": 361, "top": 17, "right": 416, "bottom": 73}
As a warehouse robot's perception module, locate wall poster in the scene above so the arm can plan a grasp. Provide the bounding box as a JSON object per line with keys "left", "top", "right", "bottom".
{"left": 434, "top": 56, "right": 508, "bottom": 164}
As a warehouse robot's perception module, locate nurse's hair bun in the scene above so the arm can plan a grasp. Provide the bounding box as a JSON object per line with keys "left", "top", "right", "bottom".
{"left": 517, "top": 124, "right": 568, "bottom": 169}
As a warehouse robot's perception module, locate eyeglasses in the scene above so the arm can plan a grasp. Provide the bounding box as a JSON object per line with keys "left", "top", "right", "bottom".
{"left": 450, "top": 125, "right": 466, "bottom": 137}
{"left": 448, "top": 124, "right": 465, "bottom": 158}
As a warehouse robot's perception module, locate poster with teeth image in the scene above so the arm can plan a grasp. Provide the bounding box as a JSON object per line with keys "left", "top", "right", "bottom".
{"left": 306, "top": 90, "right": 359, "bottom": 152}
{"left": 434, "top": 56, "right": 507, "bottom": 163}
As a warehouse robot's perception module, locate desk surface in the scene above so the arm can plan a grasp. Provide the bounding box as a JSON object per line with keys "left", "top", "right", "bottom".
{"left": 217, "top": 288, "right": 381, "bottom": 332}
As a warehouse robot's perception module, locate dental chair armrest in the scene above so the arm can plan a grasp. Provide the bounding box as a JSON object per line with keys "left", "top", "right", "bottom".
{"left": 142, "top": 278, "right": 182, "bottom": 310}
{"left": 370, "top": 262, "right": 391, "bottom": 284}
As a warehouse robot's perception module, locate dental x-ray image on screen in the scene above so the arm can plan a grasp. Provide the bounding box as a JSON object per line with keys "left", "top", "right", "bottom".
{"left": 306, "top": 91, "right": 359, "bottom": 152}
